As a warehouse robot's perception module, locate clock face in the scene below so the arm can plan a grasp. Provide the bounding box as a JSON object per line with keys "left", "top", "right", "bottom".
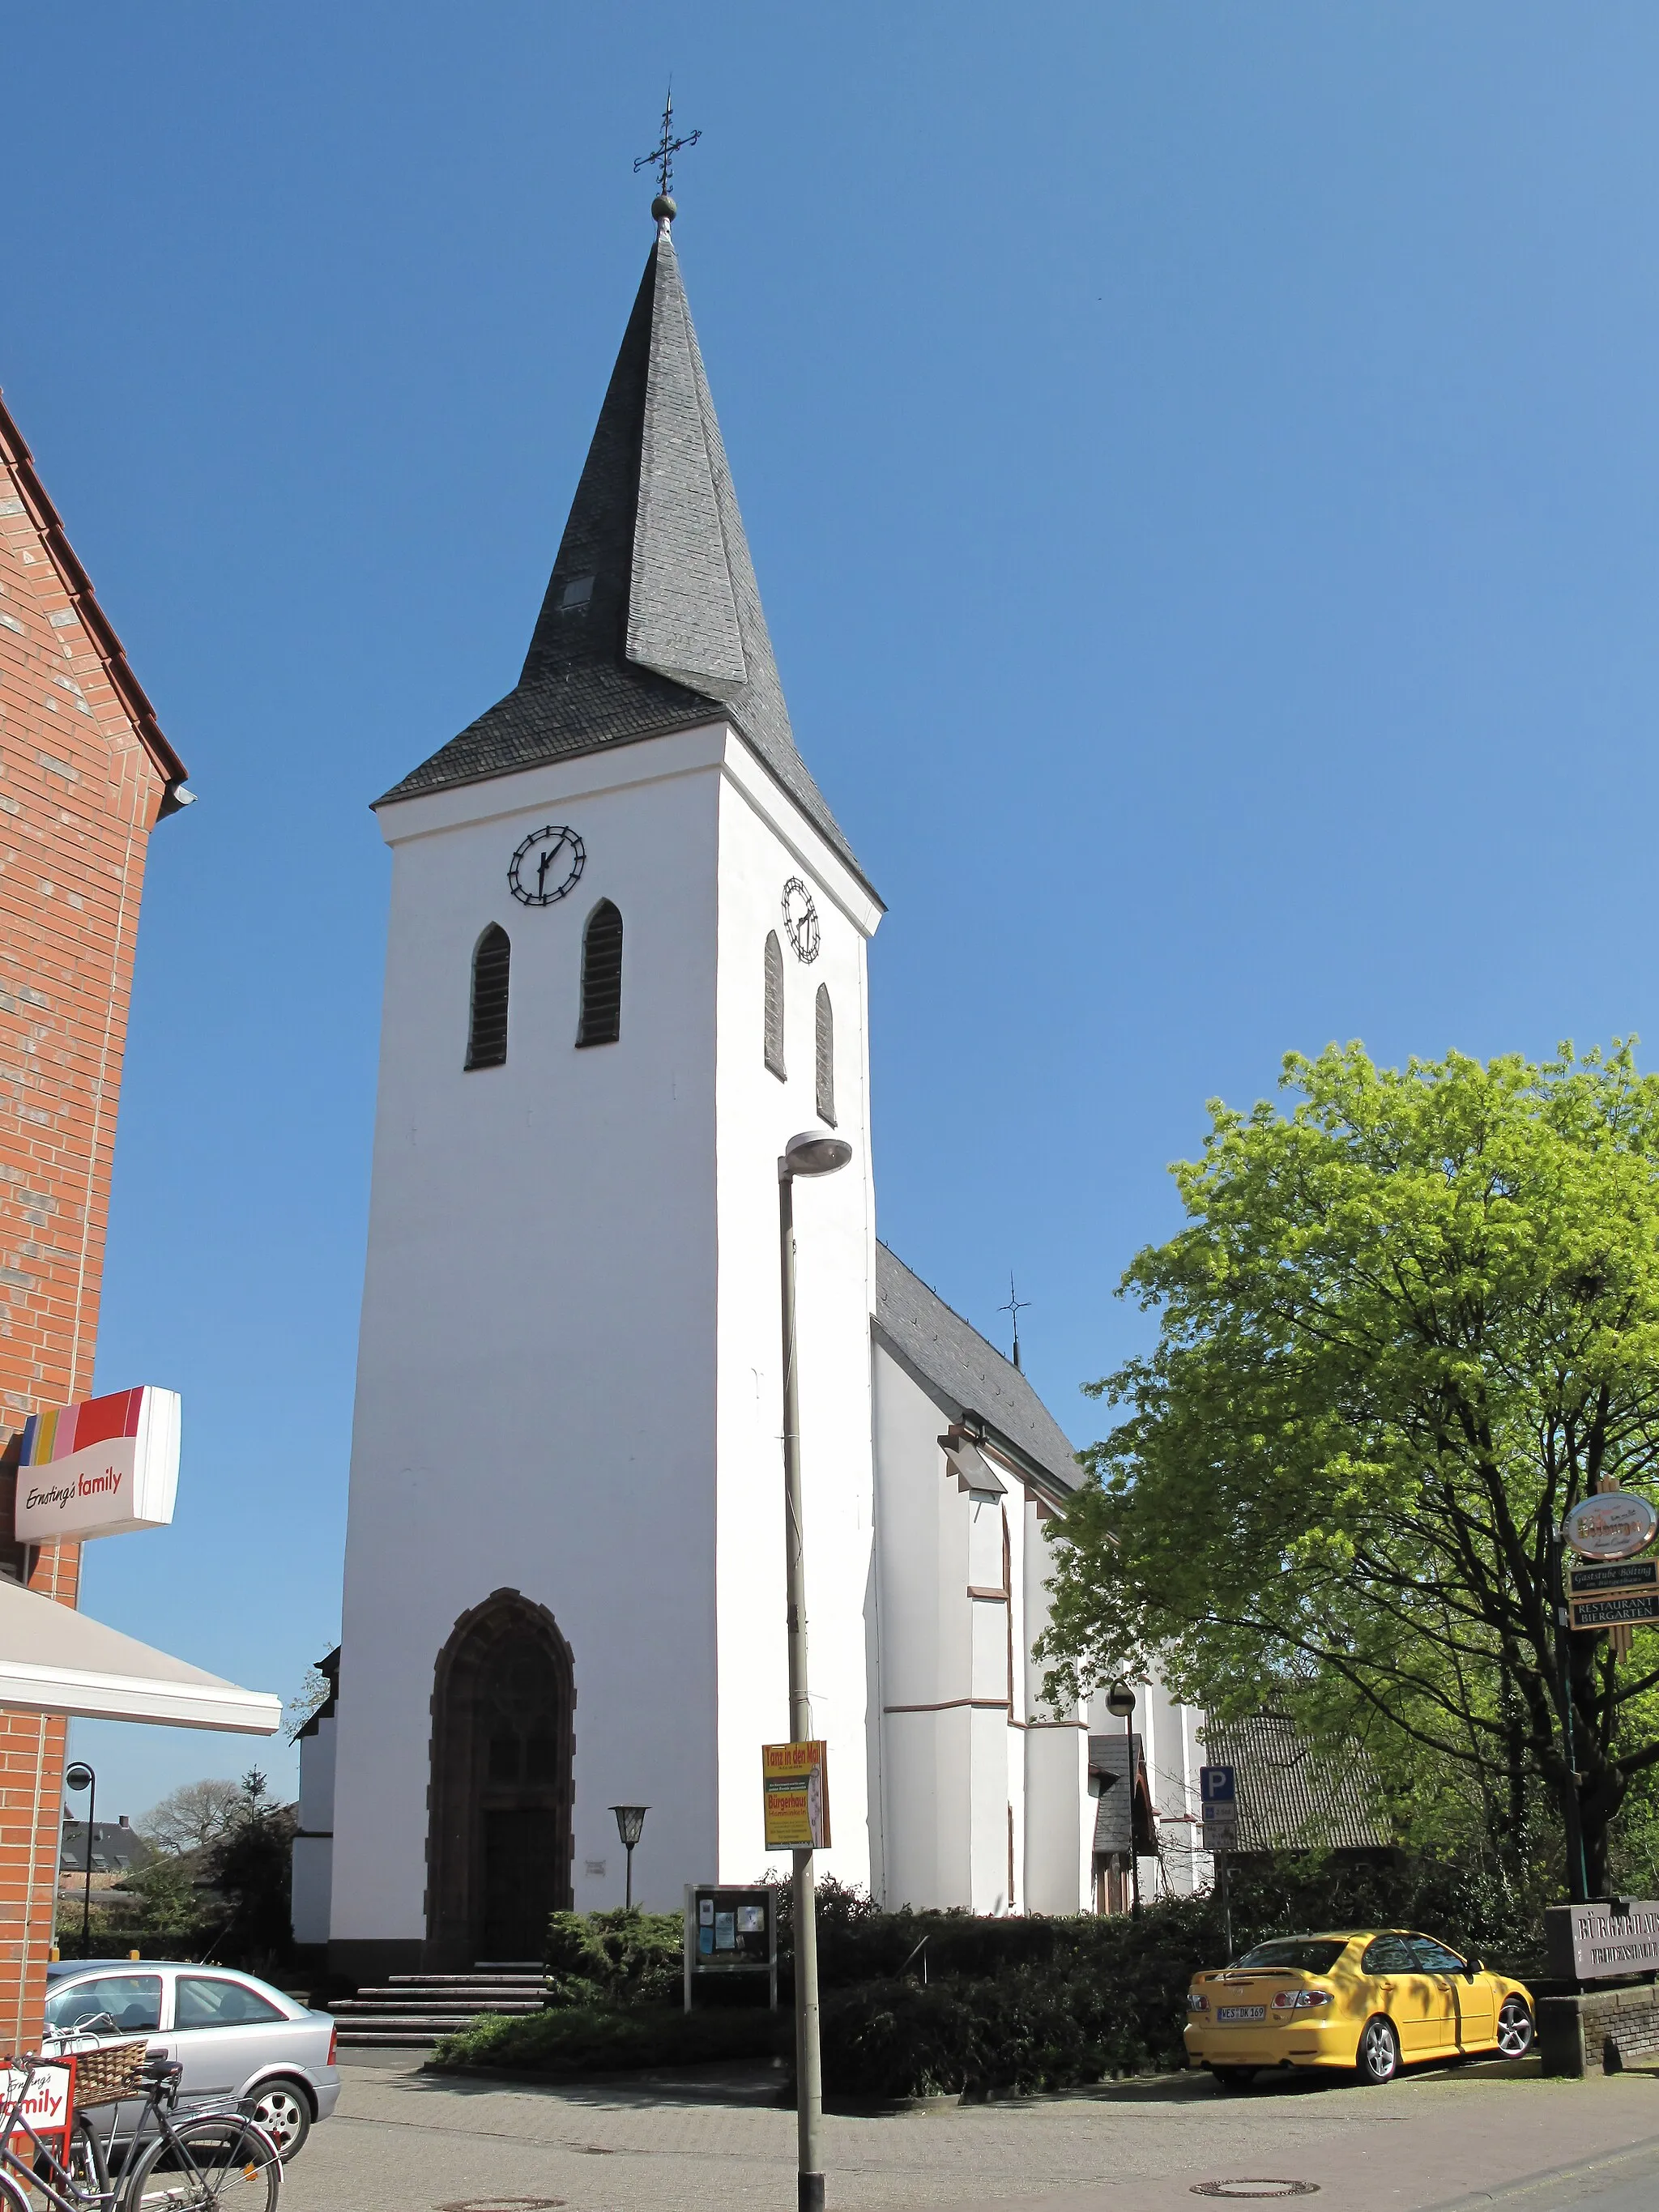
{"left": 782, "top": 877, "right": 820, "bottom": 964}
{"left": 508, "top": 825, "right": 586, "bottom": 907}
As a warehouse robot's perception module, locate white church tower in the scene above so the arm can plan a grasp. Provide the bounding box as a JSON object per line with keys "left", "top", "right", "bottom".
{"left": 326, "top": 203, "right": 882, "bottom": 1980}
{"left": 314, "top": 198, "right": 1208, "bottom": 1984}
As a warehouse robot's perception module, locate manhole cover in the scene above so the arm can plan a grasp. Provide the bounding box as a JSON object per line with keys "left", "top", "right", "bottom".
{"left": 439, "top": 2199, "right": 565, "bottom": 2211}
{"left": 1192, "top": 2187, "right": 1320, "bottom": 2201}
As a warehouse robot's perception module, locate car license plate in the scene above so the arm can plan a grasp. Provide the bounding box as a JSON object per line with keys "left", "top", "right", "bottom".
{"left": 1216, "top": 2005, "right": 1265, "bottom": 2023}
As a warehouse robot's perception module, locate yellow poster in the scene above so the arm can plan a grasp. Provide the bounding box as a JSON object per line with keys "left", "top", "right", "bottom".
{"left": 762, "top": 1739, "right": 831, "bottom": 1848}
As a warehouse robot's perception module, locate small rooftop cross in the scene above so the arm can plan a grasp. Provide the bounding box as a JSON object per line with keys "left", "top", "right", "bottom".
{"left": 634, "top": 86, "right": 701, "bottom": 215}
{"left": 999, "top": 1275, "right": 1032, "bottom": 1373}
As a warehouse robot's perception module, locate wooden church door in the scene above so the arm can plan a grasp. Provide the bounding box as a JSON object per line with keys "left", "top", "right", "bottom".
{"left": 428, "top": 1592, "right": 574, "bottom": 1967}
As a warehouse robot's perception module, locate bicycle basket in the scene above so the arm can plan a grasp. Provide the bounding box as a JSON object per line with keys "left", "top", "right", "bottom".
{"left": 71, "top": 2040, "right": 149, "bottom": 2108}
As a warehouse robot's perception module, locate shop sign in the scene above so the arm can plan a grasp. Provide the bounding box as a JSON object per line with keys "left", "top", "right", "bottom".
{"left": 1545, "top": 1899, "right": 1659, "bottom": 1981}
{"left": 15, "top": 1387, "right": 180, "bottom": 1543}
{"left": 761, "top": 1739, "right": 830, "bottom": 1849}
{"left": 1563, "top": 1493, "right": 1659, "bottom": 1562}
{"left": 3, "top": 2061, "right": 71, "bottom": 2154}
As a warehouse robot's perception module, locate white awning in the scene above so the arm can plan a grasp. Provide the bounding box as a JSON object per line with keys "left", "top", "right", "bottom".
{"left": 0, "top": 1577, "right": 281, "bottom": 1734}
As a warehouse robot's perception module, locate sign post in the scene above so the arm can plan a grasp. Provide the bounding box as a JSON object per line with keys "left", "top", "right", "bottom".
{"left": 1200, "top": 1764, "right": 1237, "bottom": 1958}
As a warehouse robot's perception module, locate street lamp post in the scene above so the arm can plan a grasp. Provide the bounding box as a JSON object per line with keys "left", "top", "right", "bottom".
{"left": 778, "top": 1125, "right": 852, "bottom": 2212}
{"left": 64, "top": 1762, "right": 96, "bottom": 1953}
{"left": 610, "top": 1805, "right": 649, "bottom": 1910}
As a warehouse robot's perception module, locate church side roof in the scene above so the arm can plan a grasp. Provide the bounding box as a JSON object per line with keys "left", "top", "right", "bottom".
{"left": 873, "top": 1244, "right": 1081, "bottom": 1494}
{"left": 377, "top": 224, "right": 872, "bottom": 897}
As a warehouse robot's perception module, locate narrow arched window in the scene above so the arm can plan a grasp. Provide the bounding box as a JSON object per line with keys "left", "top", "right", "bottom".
{"left": 764, "top": 931, "right": 786, "bottom": 1080}
{"left": 815, "top": 984, "right": 835, "bottom": 1126}
{"left": 577, "top": 901, "right": 623, "bottom": 1046}
{"left": 466, "top": 924, "right": 510, "bottom": 1069}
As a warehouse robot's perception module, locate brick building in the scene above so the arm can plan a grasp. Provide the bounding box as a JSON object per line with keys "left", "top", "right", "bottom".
{"left": 0, "top": 387, "right": 189, "bottom": 2047}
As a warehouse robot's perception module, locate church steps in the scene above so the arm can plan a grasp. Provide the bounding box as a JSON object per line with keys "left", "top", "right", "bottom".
{"left": 331, "top": 1969, "right": 550, "bottom": 2048}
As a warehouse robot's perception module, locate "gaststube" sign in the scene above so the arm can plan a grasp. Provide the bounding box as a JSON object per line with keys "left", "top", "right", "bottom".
{"left": 15, "top": 1387, "right": 181, "bottom": 1543}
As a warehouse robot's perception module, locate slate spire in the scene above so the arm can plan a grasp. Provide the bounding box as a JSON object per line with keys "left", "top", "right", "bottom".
{"left": 382, "top": 216, "right": 864, "bottom": 887}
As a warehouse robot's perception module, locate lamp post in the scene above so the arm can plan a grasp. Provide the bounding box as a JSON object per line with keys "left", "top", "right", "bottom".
{"left": 778, "top": 1124, "right": 852, "bottom": 2212}
{"left": 1104, "top": 1686, "right": 1140, "bottom": 1916}
{"left": 610, "top": 1805, "right": 649, "bottom": 1910}
{"left": 64, "top": 1762, "right": 96, "bottom": 1952}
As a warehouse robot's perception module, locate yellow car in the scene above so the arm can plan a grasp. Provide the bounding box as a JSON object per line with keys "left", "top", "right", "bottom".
{"left": 1184, "top": 1930, "right": 1535, "bottom": 2087}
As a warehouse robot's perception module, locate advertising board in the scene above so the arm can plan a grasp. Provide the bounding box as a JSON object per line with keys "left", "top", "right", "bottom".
{"left": 1544, "top": 1899, "right": 1659, "bottom": 1981}
{"left": 762, "top": 1740, "right": 830, "bottom": 1849}
{"left": 15, "top": 1387, "right": 180, "bottom": 1543}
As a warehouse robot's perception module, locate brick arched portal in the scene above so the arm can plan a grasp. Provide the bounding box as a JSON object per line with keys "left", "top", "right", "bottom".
{"left": 427, "top": 1589, "right": 574, "bottom": 1967}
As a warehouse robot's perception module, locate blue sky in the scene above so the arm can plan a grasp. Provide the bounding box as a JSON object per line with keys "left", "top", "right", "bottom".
{"left": 5, "top": 4, "right": 1657, "bottom": 1813}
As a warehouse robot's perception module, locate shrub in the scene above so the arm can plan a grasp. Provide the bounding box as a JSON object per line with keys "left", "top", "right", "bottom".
{"left": 544, "top": 1908, "right": 684, "bottom": 2007}
{"left": 431, "top": 2003, "right": 785, "bottom": 2074}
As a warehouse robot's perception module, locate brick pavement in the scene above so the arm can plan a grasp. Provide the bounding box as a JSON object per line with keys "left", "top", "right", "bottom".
{"left": 284, "top": 2056, "right": 1659, "bottom": 2212}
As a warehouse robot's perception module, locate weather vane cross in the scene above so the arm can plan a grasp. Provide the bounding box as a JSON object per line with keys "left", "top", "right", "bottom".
{"left": 999, "top": 1275, "right": 1032, "bottom": 1372}
{"left": 634, "top": 86, "right": 701, "bottom": 207}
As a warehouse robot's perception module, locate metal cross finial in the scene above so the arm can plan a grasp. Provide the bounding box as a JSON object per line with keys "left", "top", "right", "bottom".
{"left": 634, "top": 85, "right": 701, "bottom": 208}
{"left": 999, "top": 1274, "right": 1032, "bottom": 1373}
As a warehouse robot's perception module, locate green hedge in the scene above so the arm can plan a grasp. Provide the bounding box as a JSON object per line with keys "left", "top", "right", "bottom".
{"left": 544, "top": 1908, "right": 684, "bottom": 2008}
{"left": 455, "top": 1857, "right": 1543, "bottom": 2097}
{"left": 430, "top": 2003, "right": 785, "bottom": 2074}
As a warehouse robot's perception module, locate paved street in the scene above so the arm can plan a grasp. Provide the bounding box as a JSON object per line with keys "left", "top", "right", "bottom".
{"left": 280, "top": 2054, "right": 1659, "bottom": 2212}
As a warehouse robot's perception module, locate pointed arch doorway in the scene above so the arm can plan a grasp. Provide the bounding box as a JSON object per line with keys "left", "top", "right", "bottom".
{"left": 428, "top": 1590, "right": 574, "bottom": 1966}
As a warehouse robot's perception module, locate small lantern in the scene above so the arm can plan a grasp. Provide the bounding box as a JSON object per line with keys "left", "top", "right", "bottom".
{"left": 609, "top": 1805, "right": 650, "bottom": 1909}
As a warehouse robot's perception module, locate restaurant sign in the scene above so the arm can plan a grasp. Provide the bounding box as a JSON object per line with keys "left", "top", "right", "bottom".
{"left": 1545, "top": 1899, "right": 1659, "bottom": 1982}
{"left": 15, "top": 1387, "right": 181, "bottom": 1543}
{"left": 1562, "top": 1492, "right": 1659, "bottom": 1562}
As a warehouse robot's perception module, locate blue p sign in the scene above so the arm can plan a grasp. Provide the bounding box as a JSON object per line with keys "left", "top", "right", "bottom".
{"left": 1200, "top": 1764, "right": 1235, "bottom": 1806}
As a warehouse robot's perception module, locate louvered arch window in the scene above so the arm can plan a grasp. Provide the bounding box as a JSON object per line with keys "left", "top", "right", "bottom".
{"left": 577, "top": 900, "right": 624, "bottom": 1047}
{"left": 466, "top": 924, "right": 511, "bottom": 1069}
{"left": 764, "top": 931, "right": 786, "bottom": 1080}
{"left": 815, "top": 984, "right": 836, "bottom": 1126}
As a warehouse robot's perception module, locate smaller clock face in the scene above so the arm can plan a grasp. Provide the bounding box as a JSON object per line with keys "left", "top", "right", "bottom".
{"left": 509, "top": 825, "right": 586, "bottom": 907}
{"left": 782, "top": 877, "right": 821, "bottom": 964}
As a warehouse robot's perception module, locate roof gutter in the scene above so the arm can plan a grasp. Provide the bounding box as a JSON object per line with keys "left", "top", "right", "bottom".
{"left": 0, "top": 390, "right": 189, "bottom": 804}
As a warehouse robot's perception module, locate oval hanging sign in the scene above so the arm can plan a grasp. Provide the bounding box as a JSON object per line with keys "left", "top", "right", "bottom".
{"left": 1563, "top": 1492, "right": 1659, "bottom": 1562}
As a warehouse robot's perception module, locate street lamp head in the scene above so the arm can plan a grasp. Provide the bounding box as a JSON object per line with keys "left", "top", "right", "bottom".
{"left": 610, "top": 1804, "right": 649, "bottom": 1849}
{"left": 64, "top": 1764, "right": 93, "bottom": 1793}
{"left": 1104, "top": 1685, "right": 1136, "bottom": 1719}
{"left": 781, "top": 1128, "right": 853, "bottom": 1179}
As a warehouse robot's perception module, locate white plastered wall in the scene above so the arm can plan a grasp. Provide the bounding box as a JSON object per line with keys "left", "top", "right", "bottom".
{"left": 331, "top": 730, "right": 735, "bottom": 1941}
{"left": 872, "top": 1344, "right": 1088, "bottom": 1914}
{"left": 712, "top": 744, "right": 880, "bottom": 1894}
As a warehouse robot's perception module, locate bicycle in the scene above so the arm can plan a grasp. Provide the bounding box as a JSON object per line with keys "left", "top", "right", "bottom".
{"left": 0, "top": 2038, "right": 283, "bottom": 2212}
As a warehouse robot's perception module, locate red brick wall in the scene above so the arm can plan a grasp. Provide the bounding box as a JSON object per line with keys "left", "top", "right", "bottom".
{"left": 0, "top": 399, "right": 179, "bottom": 2048}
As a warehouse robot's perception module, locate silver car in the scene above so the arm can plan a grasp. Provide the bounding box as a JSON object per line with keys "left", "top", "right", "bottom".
{"left": 43, "top": 1961, "right": 339, "bottom": 2159}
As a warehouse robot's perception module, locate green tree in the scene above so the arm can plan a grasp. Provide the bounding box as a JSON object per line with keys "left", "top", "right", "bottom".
{"left": 1038, "top": 1042, "right": 1659, "bottom": 1898}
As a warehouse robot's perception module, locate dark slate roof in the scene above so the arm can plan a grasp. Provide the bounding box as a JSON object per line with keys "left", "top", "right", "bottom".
{"left": 378, "top": 224, "right": 871, "bottom": 894}
{"left": 59, "top": 1821, "right": 147, "bottom": 1875}
{"left": 1201, "top": 1715, "right": 1392, "bottom": 1853}
{"left": 1087, "top": 1732, "right": 1154, "bottom": 1857}
{"left": 872, "top": 1245, "right": 1080, "bottom": 1492}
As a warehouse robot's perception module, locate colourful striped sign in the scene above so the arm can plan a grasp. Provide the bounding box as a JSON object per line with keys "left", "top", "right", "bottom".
{"left": 15, "top": 1387, "right": 180, "bottom": 1542}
